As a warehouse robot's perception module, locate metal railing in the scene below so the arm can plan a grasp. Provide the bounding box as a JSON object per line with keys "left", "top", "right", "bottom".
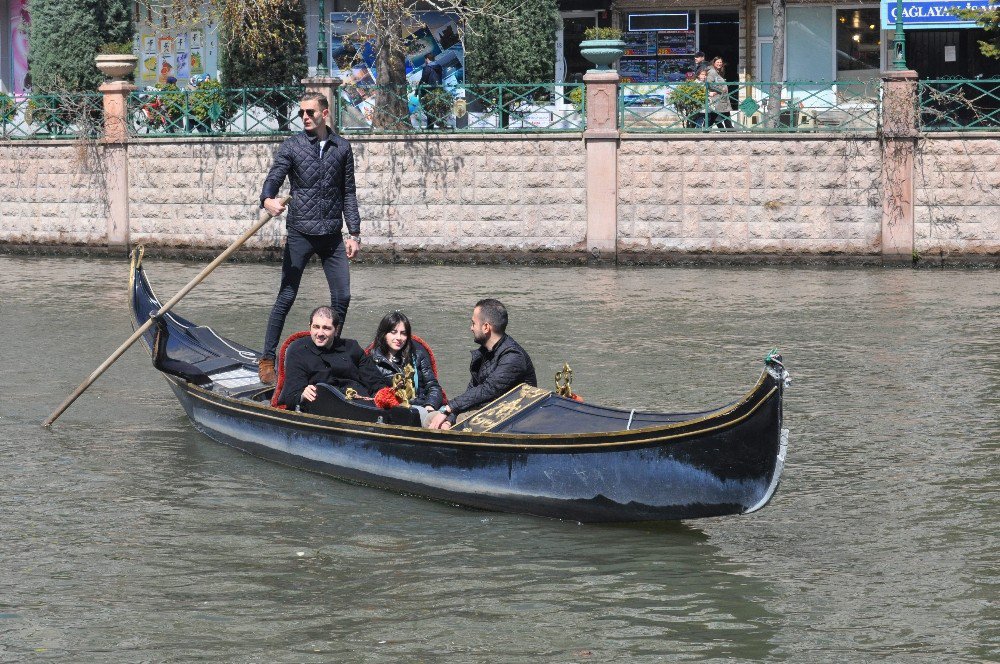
{"left": 127, "top": 86, "right": 305, "bottom": 137}
{"left": 337, "top": 83, "right": 586, "bottom": 134}
{"left": 620, "top": 80, "right": 881, "bottom": 134}
{"left": 0, "top": 92, "right": 104, "bottom": 139}
{"left": 918, "top": 79, "right": 1000, "bottom": 131}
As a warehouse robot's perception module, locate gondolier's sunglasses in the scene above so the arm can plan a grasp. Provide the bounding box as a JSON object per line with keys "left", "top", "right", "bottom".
{"left": 298, "top": 108, "right": 319, "bottom": 118}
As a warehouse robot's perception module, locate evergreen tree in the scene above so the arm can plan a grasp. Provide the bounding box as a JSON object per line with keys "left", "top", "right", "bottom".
{"left": 465, "top": 0, "right": 558, "bottom": 84}
{"left": 28, "top": 0, "right": 134, "bottom": 92}
{"left": 28, "top": 0, "right": 102, "bottom": 91}
{"left": 97, "top": 0, "right": 134, "bottom": 46}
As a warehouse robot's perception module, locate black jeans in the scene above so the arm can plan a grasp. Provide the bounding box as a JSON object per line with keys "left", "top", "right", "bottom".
{"left": 263, "top": 228, "right": 351, "bottom": 360}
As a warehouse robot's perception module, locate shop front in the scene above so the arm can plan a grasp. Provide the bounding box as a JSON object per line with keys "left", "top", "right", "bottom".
{"left": 880, "top": 0, "right": 1000, "bottom": 78}
{"left": 615, "top": 6, "right": 741, "bottom": 83}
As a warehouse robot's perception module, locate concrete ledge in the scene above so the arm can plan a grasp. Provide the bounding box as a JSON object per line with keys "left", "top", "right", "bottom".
{"left": 3, "top": 243, "right": 995, "bottom": 267}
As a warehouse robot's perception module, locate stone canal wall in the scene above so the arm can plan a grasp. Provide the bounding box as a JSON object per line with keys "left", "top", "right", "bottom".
{"left": 616, "top": 135, "right": 883, "bottom": 258}
{"left": 1, "top": 131, "right": 998, "bottom": 264}
{"left": 120, "top": 135, "right": 588, "bottom": 257}
{"left": 912, "top": 134, "right": 1000, "bottom": 258}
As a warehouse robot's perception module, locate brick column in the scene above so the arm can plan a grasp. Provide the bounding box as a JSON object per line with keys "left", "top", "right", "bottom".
{"left": 303, "top": 76, "right": 343, "bottom": 132}
{"left": 583, "top": 70, "right": 620, "bottom": 264}
{"left": 880, "top": 70, "right": 918, "bottom": 263}
{"left": 99, "top": 80, "right": 136, "bottom": 249}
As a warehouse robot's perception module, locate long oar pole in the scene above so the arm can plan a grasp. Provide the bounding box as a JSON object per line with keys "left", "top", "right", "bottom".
{"left": 42, "top": 195, "right": 291, "bottom": 428}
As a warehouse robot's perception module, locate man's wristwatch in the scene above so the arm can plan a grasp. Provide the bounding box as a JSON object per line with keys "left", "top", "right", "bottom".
{"left": 349, "top": 234, "right": 361, "bottom": 244}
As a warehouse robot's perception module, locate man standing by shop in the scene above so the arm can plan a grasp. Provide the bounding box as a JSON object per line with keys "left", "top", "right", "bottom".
{"left": 257, "top": 92, "right": 362, "bottom": 385}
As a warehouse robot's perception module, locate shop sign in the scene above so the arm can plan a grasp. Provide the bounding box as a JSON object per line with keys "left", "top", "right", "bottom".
{"left": 881, "top": 0, "right": 992, "bottom": 30}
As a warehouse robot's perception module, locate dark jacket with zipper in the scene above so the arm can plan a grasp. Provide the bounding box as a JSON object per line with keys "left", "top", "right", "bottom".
{"left": 277, "top": 337, "right": 388, "bottom": 407}
{"left": 370, "top": 346, "right": 444, "bottom": 409}
{"left": 260, "top": 127, "right": 361, "bottom": 236}
{"left": 448, "top": 334, "right": 537, "bottom": 415}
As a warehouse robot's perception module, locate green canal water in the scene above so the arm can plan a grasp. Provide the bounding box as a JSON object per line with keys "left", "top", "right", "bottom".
{"left": 1, "top": 255, "right": 997, "bottom": 662}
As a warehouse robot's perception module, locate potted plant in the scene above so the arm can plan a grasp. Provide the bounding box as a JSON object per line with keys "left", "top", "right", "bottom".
{"left": 96, "top": 42, "right": 138, "bottom": 82}
{"left": 579, "top": 26, "right": 625, "bottom": 71}
{"left": 668, "top": 80, "right": 708, "bottom": 128}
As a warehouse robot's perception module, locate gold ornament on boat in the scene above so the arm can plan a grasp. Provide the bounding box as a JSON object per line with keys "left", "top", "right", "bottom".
{"left": 555, "top": 363, "right": 574, "bottom": 398}
{"left": 392, "top": 364, "right": 416, "bottom": 408}
{"left": 344, "top": 387, "right": 358, "bottom": 400}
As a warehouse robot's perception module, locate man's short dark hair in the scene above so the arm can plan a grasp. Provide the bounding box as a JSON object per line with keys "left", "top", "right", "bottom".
{"left": 310, "top": 306, "right": 341, "bottom": 328}
{"left": 300, "top": 92, "right": 329, "bottom": 112}
{"left": 475, "top": 298, "right": 508, "bottom": 334}
{"left": 425, "top": 53, "right": 435, "bottom": 62}
{"left": 694, "top": 51, "right": 705, "bottom": 58}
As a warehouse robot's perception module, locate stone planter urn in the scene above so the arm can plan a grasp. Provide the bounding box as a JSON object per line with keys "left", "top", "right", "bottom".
{"left": 580, "top": 39, "right": 625, "bottom": 71}
{"left": 95, "top": 54, "right": 138, "bottom": 82}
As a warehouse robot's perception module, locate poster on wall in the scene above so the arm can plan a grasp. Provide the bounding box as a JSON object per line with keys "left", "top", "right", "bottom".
{"left": 158, "top": 37, "right": 176, "bottom": 83}
{"left": 10, "top": 0, "right": 30, "bottom": 94}
{"left": 330, "top": 11, "right": 466, "bottom": 124}
{"left": 133, "top": 10, "right": 216, "bottom": 88}
{"left": 141, "top": 33, "right": 157, "bottom": 83}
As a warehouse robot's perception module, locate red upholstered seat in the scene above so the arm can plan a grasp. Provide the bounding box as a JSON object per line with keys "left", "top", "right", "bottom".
{"left": 270, "top": 331, "right": 310, "bottom": 408}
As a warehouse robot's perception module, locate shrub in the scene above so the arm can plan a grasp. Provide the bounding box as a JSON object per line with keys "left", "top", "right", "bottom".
{"left": 99, "top": 41, "right": 134, "bottom": 55}
{"left": 669, "top": 81, "right": 707, "bottom": 118}
{"left": 583, "top": 27, "right": 623, "bottom": 41}
{"left": 189, "top": 79, "right": 235, "bottom": 132}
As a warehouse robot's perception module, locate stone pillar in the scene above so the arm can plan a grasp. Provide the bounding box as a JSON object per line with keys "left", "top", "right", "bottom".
{"left": 303, "top": 76, "right": 343, "bottom": 132}
{"left": 583, "top": 70, "right": 620, "bottom": 264}
{"left": 99, "top": 80, "right": 136, "bottom": 249}
{"left": 880, "top": 70, "right": 918, "bottom": 263}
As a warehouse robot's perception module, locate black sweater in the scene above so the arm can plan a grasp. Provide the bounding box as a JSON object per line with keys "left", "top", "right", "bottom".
{"left": 449, "top": 334, "right": 537, "bottom": 414}
{"left": 277, "top": 337, "right": 388, "bottom": 407}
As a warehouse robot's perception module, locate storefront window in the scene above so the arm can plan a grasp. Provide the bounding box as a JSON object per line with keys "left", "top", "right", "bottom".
{"left": 836, "top": 8, "right": 880, "bottom": 81}
{"left": 618, "top": 11, "right": 738, "bottom": 84}
{"left": 758, "top": 6, "right": 881, "bottom": 82}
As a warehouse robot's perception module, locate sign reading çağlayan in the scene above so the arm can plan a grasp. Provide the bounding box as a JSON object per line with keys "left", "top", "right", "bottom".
{"left": 881, "top": 0, "right": 993, "bottom": 30}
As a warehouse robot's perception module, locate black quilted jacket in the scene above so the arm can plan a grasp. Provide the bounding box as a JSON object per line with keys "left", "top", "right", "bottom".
{"left": 260, "top": 128, "right": 361, "bottom": 236}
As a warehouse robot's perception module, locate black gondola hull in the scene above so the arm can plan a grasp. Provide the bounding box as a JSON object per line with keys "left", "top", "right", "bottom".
{"left": 164, "top": 374, "right": 784, "bottom": 522}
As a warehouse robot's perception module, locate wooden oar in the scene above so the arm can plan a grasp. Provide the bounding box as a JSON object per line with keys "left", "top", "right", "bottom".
{"left": 42, "top": 195, "right": 291, "bottom": 427}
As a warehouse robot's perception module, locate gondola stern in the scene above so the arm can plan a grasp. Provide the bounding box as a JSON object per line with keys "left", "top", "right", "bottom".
{"left": 743, "top": 427, "right": 789, "bottom": 514}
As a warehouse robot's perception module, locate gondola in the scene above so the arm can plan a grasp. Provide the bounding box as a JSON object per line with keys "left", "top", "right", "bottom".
{"left": 129, "top": 251, "right": 789, "bottom": 523}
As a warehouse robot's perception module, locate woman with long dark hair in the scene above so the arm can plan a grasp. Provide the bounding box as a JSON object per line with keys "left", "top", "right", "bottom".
{"left": 706, "top": 56, "right": 734, "bottom": 129}
{"left": 370, "top": 311, "right": 444, "bottom": 417}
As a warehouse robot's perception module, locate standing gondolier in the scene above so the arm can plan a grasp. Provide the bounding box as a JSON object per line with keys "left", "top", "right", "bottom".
{"left": 258, "top": 92, "right": 362, "bottom": 385}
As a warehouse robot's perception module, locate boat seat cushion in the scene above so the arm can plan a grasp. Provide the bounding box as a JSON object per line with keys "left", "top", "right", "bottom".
{"left": 271, "top": 331, "right": 311, "bottom": 408}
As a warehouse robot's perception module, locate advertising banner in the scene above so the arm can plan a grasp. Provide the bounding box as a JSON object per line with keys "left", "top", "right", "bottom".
{"left": 330, "top": 11, "right": 465, "bottom": 124}
{"left": 881, "top": 0, "right": 991, "bottom": 29}
{"left": 10, "top": 0, "right": 30, "bottom": 94}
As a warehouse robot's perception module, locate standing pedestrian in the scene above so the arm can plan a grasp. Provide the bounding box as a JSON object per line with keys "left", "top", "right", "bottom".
{"left": 418, "top": 53, "right": 445, "bottom": 129}
{"left": 706, "top": 56, "right": 734, "bottom": 129}
{"left": 257, "top": 92, "right": 362, "bottom": 385}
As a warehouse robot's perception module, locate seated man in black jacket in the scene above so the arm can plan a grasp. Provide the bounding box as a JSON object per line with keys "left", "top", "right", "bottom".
{"left": 276, "top": 306, "right": 388, "bottom": 409}
{"left": 428, "top": 298, "right": 537, "bottom": 430}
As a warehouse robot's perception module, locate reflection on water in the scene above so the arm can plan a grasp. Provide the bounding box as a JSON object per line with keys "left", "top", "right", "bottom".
{"left": 1, "top": 255, "right": 996, "bottom": 661}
